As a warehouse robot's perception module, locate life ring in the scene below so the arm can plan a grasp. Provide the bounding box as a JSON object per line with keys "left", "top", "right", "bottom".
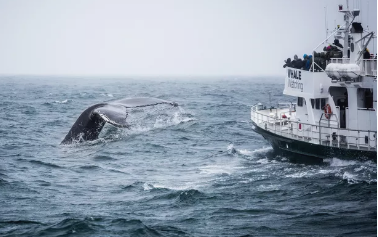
{"left": 324, "top": 104, "right": 332, "bottom": 119}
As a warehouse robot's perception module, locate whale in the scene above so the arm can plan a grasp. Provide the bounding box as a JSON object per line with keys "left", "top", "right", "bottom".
{"left": 61, "top": 97, "right": 178, "bottom": 144}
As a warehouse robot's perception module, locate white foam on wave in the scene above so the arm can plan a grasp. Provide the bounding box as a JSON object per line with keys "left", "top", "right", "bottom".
{"left": 285, "top": 167, "right": 336, "bottom": 179}
{"left": 172, "top": 111, "right": 195, "bottom": 124}
{"left": 128, "top": 124, "right": 152, "bottom": 133}
{"left": 140, "top": 144, "right": 246, "bottom": 191}
{"left": 198, "top": 144, "right": 247, "bottom": 177}
{"left": 143, "top": 182, "right": 154, "bottom": 191}
{"left": 257, "top": 184, "right": 281, "bottom": 192}
{"left": 238, "top": 149, "right": 253, "bottom": 155}
{"left": 199, "top": 164, "right": 245, "bottom": 175}
{"left": 286, "top": 171, "right": 310, "bottom": 178}
{"left": 326, "top": 158, "right": 357, "bottom": 167}
{"left": 317, "top": 169, "right": 335, "bottom": 175}
{"left": 228, "top": 144, "right": 272, "bottom": 156}
{"left": 153, "top": 111, "right": 188, "bottom": 128}
{"left": 124, "top": 107, "right": 195, "bottom": 135}
{"left": 238, "top": 147, "right": 273, "bottom": 156}
{"left": 100, "top": 93, "right": 114, "bottom": 97}
{"left": 126, "top": 106, "right": 194, "bottom": 130}
{"left": 256, "top": 158, "right": 270, "bottom": 164}
{"left": 340, "top": 171, "right": 360, "bottom": 184}
{"left": 143, "top": 182, "right": 199, "bottom": 191}
{"left": 227, "top": 144, "right": 234, "bottom": 151}
{"left": 54, "top": 99, "right": 70, "bottom": 104}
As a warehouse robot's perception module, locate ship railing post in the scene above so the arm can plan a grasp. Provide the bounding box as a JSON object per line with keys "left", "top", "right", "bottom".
{"left": 357, "top": 131, "right": 360, "bottom": 149}
{"left": 291, "top": 122, "right": 293, "bottom": 138}
{"left": 274, "top": 117, "right": 276, "bottom": 133}
{"left": 281, "top": 119, "right": 283, "bottom": 136}
{"left": 257, "top": 112, "right": 259, "bottom": 123}
{"left": 303, "top": 124, "right": 305, "bottom": 141}
{"left": 310, "top": 125, "right": 312, "bottom": 141}
{"left": 347, "top": 130, "right": 350, "bottom": 149}
{"left": 319, "top": 123, "right": 321, "bottom": 145}
{"left": 368, "top": 130, "right": 370, "bottom": 151}
{"left": 337, "top": 128, "right": 340, "bottom": 148}
{"left": 259, "top": 113, "right": 261, "bottom": 125}
{"left": 319, "top": 115, "right": 322, "bottom": 145}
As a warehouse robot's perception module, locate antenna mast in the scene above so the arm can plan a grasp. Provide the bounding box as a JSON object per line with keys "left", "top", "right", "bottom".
{"left": 342, "top": 0, "right": 350, "bottom": 58}
{"left": 325, "top": 6, "right": 328, "bottom": 43}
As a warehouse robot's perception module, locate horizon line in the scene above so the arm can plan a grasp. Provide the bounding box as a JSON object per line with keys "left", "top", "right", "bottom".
{"left": 0, "top": 73, "right": 283, "bottom": 78}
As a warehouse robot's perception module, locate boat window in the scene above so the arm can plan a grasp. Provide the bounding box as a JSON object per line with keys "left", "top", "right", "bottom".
{"left": 321, "top": 98, "right": 326, "bottom": 109}
{"left": 357, "top": 88, "right": 374, "bottom": 108}
{"left": 315, "top": 99, "right": 320, "bottom": 109}
{"left": 311, "top": 99, "right": 314, "bottom": 108}
{"left": 329, "top": 86, "right": 348, "bottom": 109}
{"left": 297, "top": 97, "right": 304, "bottom": 107}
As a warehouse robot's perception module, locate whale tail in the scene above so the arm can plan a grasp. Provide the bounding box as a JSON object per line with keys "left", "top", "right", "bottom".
{"left": 61, "top": 97, "right": 178, "bottom": 144}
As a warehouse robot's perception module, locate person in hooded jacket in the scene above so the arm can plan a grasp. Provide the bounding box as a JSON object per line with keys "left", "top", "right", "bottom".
{"left": 292, "top": 54, "right": 303, "bottom": 69}
{"left": 283, "top": 58, "right": 292, "bottom": 68}
{"left": 291, "top": 55, "right": 297, "bottom": 67}
{"left": 363, "top": 48, "right": 371, "bottom": 59}
{"left": 333, "top": 39, "right": 343, "bottom": 49}
{"left": 305, "top": 55, "right": 312, "bottom": 71}
{"left": 301, "top": 54, "right": 308, "bottom": 69}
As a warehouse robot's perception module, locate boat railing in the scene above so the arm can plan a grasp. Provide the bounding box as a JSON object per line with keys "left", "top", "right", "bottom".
{"left": 359, "top": 59, "right": 377, "bottom": 76}
{"left": 277, "top": 102, "right": 296, "bottom": 109}
{"left": 329, "top": 58, "right": 350, "bottom": 64}
{"left": 251, "top": 107, "right": 377, "bottom": 151}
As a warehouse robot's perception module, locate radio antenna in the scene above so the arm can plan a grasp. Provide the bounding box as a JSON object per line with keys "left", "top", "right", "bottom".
{"left": 325, "top": 6, "right": 328, "bottom": 43}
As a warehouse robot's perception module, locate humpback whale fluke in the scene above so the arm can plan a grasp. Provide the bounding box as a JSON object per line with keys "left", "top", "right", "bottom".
{"left": 61, "top": 97, "right": 178, "bottom": 144}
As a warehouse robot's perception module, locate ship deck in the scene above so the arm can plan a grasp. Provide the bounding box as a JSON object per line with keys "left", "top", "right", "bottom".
{"left": 251, "top": 106, "right": 377, "bottom": 152}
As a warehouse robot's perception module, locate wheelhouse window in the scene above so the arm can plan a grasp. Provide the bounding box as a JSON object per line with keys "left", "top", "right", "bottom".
{"left": 321, "top": 98, "right": 326, "bottom": 109}
{"left": 357, "top": 88, "right": 373, "bottom": 109}
{"left": 297, "top": 97, "right": 304, "bottom": 107}
{"left": 311, "top": 98, "right": 327, "bottom": 109}
{"left": 315, "top": 99, "right": 320, "bottom": 109}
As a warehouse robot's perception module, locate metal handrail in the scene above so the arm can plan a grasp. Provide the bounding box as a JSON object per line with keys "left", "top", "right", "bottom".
{"left": 251, "top": 107, "right": 377, "bottom": 150}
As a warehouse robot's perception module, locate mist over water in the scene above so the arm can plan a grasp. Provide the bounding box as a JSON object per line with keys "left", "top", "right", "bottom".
{"left": 0, "top": 76, "right": 376, "bottom": 236}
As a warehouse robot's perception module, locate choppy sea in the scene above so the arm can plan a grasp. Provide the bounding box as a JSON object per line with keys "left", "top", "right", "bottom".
{"left": 0, "top": 76, "right": 376, "bottom": 236}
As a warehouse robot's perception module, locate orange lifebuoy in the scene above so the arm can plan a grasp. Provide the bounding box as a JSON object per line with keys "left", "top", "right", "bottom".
{"left": 324, "top": 104, "right": 332, "bottom": 119}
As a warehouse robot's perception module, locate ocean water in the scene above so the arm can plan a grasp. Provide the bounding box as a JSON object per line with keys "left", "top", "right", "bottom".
{"left": 0, "top": 76, "right": 376, "bottom": 237}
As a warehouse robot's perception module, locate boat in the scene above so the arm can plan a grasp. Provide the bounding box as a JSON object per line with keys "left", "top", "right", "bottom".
{"left": 250, "top": 1, "right": 377, "bottom": 161}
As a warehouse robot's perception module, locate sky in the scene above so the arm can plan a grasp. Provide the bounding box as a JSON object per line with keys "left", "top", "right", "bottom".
{"left": 0, "top": 0, "right": 377, "bottom": 77}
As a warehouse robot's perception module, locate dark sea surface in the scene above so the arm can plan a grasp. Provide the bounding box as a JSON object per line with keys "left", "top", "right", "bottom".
{"left": 0, "top": 76, "right": 376, "bottom": 237}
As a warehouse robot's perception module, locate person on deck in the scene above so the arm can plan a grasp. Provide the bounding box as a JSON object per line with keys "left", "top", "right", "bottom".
{"left": 363, "top": 48, "right": 371, "bottom": 59}
{"left": 292, "top": 54, "right": 303, "bottom": 69}
{"left": 333, "top": 39, "right": 343, "bottom": 49}
{"left": 305, "top": 55, "right": 313, "bottom": 71}
{"left": 302, "top": 54, "right": 308, "bottom": 70}
{"left": 283, "top": 58, "right": 292, "bottom": 68}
